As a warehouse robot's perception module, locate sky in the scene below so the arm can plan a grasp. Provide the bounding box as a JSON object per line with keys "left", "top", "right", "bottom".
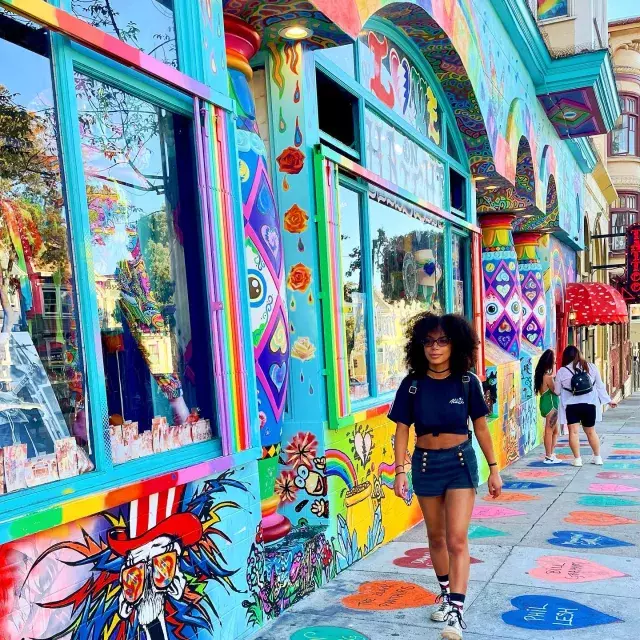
{"left": 609, "top": 0, "right": 640, "bottom": 21}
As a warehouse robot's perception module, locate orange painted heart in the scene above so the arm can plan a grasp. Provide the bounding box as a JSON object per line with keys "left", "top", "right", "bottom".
{"left": 564, "top": 511, "right": 638, "bottom": 526}
{"left": 393, "top": 548, "right": 482, "bottom": 569}
{"left": 341, "top": 580, "right": 437, "bottom": 610}
{"left": 613, "top": 450, "right": 640, "bottom": 456}
{"left": 483, "top": 492, "right": 539, "bottom": 502}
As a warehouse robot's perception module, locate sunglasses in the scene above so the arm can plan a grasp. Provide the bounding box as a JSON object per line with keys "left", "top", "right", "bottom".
{"left": 121, "top": 551, "right": 178, "bottom": 604}
{"left": 423, "top": 336, "right": 451, "bottom": 348}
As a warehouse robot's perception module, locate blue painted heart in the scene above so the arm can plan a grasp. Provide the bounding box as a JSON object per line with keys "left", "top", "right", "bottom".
{"left": 269, "top": 362, "right": 287, "bottom": 391}
{"left": 261, "top": 225, "right": 279, "bottom": 256}
{"left": 502, "top": 595, "right": 621, "bottom": 630}
{"left": 496, "top": 270, "right": 510, "bottom": 282}
{"left": 529, "top": 460, "right": 569, "bottom": 468}
{"left": 547, "top": 530, "right": 634, "bottom": 549}
{"left": 503, "top": 481, "right": 552, "bottom": 490}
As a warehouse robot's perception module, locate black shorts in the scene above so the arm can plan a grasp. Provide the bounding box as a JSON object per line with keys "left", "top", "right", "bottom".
{"left": 411, "top": 440, "right": 479, "bottom": 497}
{"left": 565, "top": 403, "right": 597, "bottom": 428}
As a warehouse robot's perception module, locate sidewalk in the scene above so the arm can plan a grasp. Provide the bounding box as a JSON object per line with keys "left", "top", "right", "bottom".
{"left": 255, "top": 395, "right": 640, "bottom": 639}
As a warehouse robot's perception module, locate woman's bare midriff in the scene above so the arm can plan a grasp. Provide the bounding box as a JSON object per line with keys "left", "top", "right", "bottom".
{"left": 416, "top": 433, "right": 469, "bottom": 450}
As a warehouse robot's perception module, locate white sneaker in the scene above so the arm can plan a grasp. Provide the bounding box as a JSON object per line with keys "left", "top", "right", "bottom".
{"left": 543, "top": 457, "right": 555, "bottom": 465}
{"left": 591, "top": 456, "right": 603, "bottom": 465}
{"left": 572, "top": 457, "right": 583, "bottom": 467}
{"left": 442, "top": 609, "right": 465, "bottom": 640}
{"left": 431, "top": 595, "right": 453, "bottom": 622}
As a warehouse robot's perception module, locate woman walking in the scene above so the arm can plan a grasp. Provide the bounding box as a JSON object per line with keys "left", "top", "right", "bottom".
{"left": 555, "top": 345, "right": 616, "bottom": 467}
{"left": 534, "top": 350, "right": 561, "bottom": 464}
{"left": 390, "top": 313, "right": 502, "bottom": 640}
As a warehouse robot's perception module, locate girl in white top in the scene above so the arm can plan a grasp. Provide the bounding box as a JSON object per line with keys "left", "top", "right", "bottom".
{"left": 554, "top": 345, "right": 616, "bottom": 467}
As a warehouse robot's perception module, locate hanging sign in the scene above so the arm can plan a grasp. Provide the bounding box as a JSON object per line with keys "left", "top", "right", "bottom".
{"left": 626, "top": 224, "right": 640, "bottom": 295}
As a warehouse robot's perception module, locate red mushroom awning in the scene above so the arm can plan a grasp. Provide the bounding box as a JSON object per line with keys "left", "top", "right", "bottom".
{"left": 565, "top": 282, "right": 628, "bottom": 326}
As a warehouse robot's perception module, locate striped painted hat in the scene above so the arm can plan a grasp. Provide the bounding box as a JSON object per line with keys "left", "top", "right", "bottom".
{"left": 107, "top": 486, "right": 203, "bottom": 556}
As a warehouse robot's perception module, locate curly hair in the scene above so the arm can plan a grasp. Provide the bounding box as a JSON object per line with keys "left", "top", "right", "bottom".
{"left": 404, "top": 312, "right": 479, "bottom": 376}
{"left": 534, "top": 349, "right": 555, "bottom": 394}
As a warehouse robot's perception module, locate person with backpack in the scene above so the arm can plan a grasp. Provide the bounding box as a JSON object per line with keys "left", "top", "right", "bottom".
{"left": 390, "top": 313, "right": 502, "bottom": 640}
{"left": 554, "top": 345, "right": 617, "bottom": 467}
{"left": 534, "top": 349, "right": 562, "bottom": 464}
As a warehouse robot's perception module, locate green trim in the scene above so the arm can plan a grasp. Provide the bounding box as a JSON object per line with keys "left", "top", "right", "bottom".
{"left": 444, "top": 223, "right": 454, "bottom": 313}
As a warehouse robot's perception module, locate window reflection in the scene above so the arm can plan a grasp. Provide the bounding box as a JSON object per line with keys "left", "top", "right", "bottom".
{"left": 368, "top": 190, "right": 445, "bottom": 394}
{"left": 0, "top": 16, "right": 91, "bottom": 490}
{"left": 75, "top": 74, "right": 214, "bottom": 463}
{"left": 339, "top": 185, "right": 369, "bottom": 401}
{"left": 71, "top": 0, "right": 178, "bottom": 67}
{"left": 452, "top": 234, "right": 468, "bottom": 316}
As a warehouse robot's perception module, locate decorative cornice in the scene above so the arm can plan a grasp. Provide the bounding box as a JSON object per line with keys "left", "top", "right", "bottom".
{"left": 609, "top": 16, "right": 640, "bottom": 28}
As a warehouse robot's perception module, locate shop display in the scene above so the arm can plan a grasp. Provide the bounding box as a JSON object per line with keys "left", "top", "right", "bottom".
{"left": 25, "top": 454, "right": 59, "bottom": 487}
{"left": 55, "top": 437, "right": 79, "bottom": 480}
{"left": 192, "top": 419, "right": 213, "bottom": 442}
{"left": 4, "top": 443, "right": 27, "bottom": 493}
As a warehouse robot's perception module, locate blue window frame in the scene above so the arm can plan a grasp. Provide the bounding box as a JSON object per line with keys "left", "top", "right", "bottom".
{"left": 0, "top": 8, "right": 251, "bottom": 521}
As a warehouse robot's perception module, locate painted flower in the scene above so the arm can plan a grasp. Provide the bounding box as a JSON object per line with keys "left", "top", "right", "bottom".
{"left": 284, "top": 431, "right": 318, "bottom": 469}
{"left": 311, "top": 498, "right": 329, "bottom": 519}
{"left": 291, "top": 336, "right": 316, "bottom": 361}
{"left": 274, "top": 470, "right": 298, "bottom": 503}
{"left": 276, "top": 146, "right": 305, "bottom": 174}
{"left": 287, "top": 263, "right": 312, "bottom": 292}
{"left": 284, "top": 204, "right": 309, "bottom": 234}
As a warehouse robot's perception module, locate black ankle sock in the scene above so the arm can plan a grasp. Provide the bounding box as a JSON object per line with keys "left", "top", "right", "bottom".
{"left": 449, "top": 592, "right": 465, "bottom": 612}
{"left": 436, "top": 573, "right": 450, "bottom": 593}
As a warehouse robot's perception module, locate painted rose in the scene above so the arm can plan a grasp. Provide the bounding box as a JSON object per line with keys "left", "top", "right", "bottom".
{"left": 276, "top": 146, "right": 305, "bottom": 174}
{"left": 291, "top": 337, "right": 316, "bottom": 361}
{"left": 284, "top": 204, "right": 309, "bottom": 234}
{"left": 287, "top": 263, "right": 312, "bottom": 292}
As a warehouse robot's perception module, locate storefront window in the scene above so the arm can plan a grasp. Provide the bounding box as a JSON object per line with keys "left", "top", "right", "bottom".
{"left": 339, "top": 185, "right": 369, "bottom": 401}
{"left": 452, "top": 234, "right": 468, "bottom": 316}
{"left": 537, "top": 0, "right": 569, "bottom": 21}
{"left": 365, "top": 108, "right": 445, "bottom": 210}
{"left": 0, "top": 17, "right": 93, "bottom": 492}
{"left": 75, "top": 73, "right": 214, "bottom": 464}
{"left": 368, "top": 188, "right": 445, "bottom": 394}
{"left": 70, "top": 0, "right": 178, "bottom": 67}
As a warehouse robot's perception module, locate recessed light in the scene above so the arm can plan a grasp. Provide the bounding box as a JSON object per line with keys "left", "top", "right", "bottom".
{"left": 280, "top": 25, "right": 313, "bottom": 40}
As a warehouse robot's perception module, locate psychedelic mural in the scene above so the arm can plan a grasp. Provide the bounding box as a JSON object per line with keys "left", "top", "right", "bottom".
{"left": 0, "top": 469, "right": 259, "bottom": 640}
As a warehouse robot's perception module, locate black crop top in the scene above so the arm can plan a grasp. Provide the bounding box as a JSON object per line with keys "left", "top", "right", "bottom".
{"left": 388, "top": 373, "right": 489, "bottom": 437}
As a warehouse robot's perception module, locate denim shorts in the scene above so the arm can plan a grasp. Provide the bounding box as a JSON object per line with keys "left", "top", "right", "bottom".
{"left": 411, "top": 440, "right": 479, "bottom": 497}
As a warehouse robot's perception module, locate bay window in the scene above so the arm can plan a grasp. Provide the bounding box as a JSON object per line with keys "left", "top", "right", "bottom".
{"left": 610, "top": 193, "right": 639, "bottom": 252}
{"left": 610, "top": 96, "right": 639, "bottom": 157}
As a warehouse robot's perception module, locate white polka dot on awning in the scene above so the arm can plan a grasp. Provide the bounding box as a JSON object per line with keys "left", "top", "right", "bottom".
{"left": 565, "top": 282, "right": 629, "bottom": 326}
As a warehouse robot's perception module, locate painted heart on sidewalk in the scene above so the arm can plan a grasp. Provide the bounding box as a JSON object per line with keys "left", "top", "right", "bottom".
{"left": 564, "top": 511, "right": 637, "bottom": 526}
{"left": 589, "top": 483, "right": 639, "bottom": 493}
{"left": 612, "top": 450, "right": 640, "bottom": 455}
{"left": 608, "top": 455, "right": 640, "bottom": 460}
{"left": 472, "top": 505, "right": 526, "bottom": 519}
{"left": 597, "top": 472, "right": 640, "bottom": 480}
{"left": 528, "top": 555, "right": 627, "bottom": 583}
{"left": 516, "top": 469, "right": 564, "bottom": 479}
{"left": 528, "top": 460, "right": 569, "bottom": 467}
{"left": 468, "top": 525, "right": 506, "bottom": 539}
{"left": 483, "top": 492, "right": 539, "bottom": 502}
{"left": 393, "top": 547, "right": 482, "bottom": 569}
{"left": 502, "top": 595, "right": 622, "bottom": 629}
{"left": 548, "top": 530, "right": 634, "bottom": 549}
{"left": 291, "top": 628, "right": 369, "bottom": 640}
{"left": 503, "top": 481, "right": 552, "bottom": 490}
{"left": 604, "top": 462, "right": 640, "bottom": 470}
{"left": 578, "top": 495, "right": 638, "bottom": 507}
{"left": 341, "top": 580, "right": 437, "bottom": 610}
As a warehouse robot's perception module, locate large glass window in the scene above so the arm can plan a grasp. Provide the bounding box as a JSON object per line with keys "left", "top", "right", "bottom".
{"left": 610, "top": 193, "right": 639, "bottom": 252}
{"left": 610, "top": 96, "right": 639, "bottom": 157}
{"left": 368, "top": 187, "right": 445, "bottom": 395}
{"left": 70, "top": 0, "right": 178, "bottom": 67}
{"left": 0, "top": 16, "right": 93, "bottom": 491}
{"left": 339, "top": 185, "right": 369, "bottom": 402}
{"left": 75, "top": 74, "right": 214, "bottom": 464}
{"left": 452, "top": 234, "right": 469, "bottom": 316}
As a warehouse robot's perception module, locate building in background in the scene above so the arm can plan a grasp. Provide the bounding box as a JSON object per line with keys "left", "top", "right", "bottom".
{"left": 0, "top": 1, "right": 622, "bottom": 638}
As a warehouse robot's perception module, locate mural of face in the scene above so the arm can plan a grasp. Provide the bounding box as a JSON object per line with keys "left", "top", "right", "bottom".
{"left": 118, "top": 536, "right": 186, "bottom": 634}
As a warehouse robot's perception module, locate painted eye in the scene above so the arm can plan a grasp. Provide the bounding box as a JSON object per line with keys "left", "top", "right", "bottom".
{"left": 248, "top": 270, "right": 266, "bottom": 307}
{"left": 511, "top": 301, "right": 520, "bottom": 315}
{"left": 485, "top": 299, "right": 501, "bottom": 324}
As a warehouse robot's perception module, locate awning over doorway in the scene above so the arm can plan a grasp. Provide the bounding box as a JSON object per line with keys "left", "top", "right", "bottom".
{"left": 565, "top": 282, "right": 628, "bottom": 326}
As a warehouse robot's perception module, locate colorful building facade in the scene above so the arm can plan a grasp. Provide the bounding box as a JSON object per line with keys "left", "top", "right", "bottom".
{"left": 0, "top": 1, "right": 618, "bottom": 639}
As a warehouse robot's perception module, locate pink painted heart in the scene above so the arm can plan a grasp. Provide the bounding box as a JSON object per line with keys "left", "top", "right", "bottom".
{"left": 528, "top": 555, "right": 627, "bottom": 583}
{"left": 472, "top": 505, "right": 526, "bottom": 519}
{"left": 515, "top": 470, "right": 564, "bottom": 479}
{"left": 393, "top": 548, "right": 482, "bottom": 569}
{"left": 589, "top": 483, "right": 639, "bottom": 493}
{"left": 597, "top": 472, "right": 640, "bottom": 480}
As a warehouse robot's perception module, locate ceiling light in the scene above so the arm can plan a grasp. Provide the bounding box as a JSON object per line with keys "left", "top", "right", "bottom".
{"left": 280, "top": 25, "right": 313, "bottom": 40}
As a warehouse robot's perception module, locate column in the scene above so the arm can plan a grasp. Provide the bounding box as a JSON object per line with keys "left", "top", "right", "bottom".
{"left": 514, "top": 232, "right": 546, "bottom": 348}
{"left": 480, "top": 214, "right": 523, "bottom": 358}
{"left": 225, "top": 17, "right": 291, "bottom": 542}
